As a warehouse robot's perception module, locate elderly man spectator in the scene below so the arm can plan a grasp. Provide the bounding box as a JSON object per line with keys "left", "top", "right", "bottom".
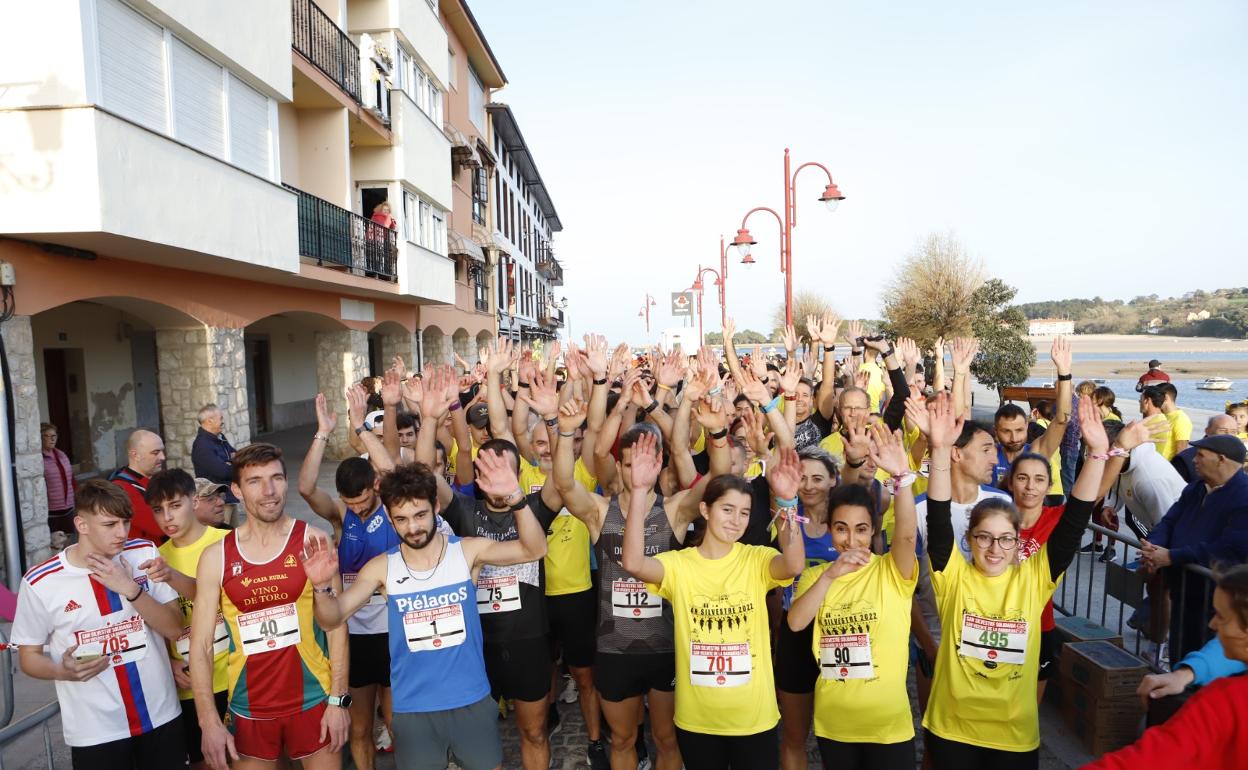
{"left": 1142, "top": 434, "right": 1248, "bottom": 665}
{"left": 1172, "top": 414, "right": 1238, "bottom": 484}
{"left": 191, "top": 403, "right": 238, "bottom": 505}
{"left": 107, "top": 428, "right": 166, "bottom": 543}
{"left": 40, "top": 422, "right": 75, "bottom": 549}
{"left": 193, "top": 477, "right": 231, "bottom": 529}
{"left": 1135, "top": 358, "right": 1171, "bottom": 391}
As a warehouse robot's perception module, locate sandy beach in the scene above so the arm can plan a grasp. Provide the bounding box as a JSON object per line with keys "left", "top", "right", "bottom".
{"left": 1028, "top": 334, "right": 1248, "bottom": 379}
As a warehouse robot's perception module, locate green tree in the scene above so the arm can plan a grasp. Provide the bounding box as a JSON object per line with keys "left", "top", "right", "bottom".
{"left": 704, "top": 331, "right": 724, "bottom": 345}
{"left": 735, "top": 328, "right": 769, "bottom": 344}
{"left": 969, "top": 279, "right": 1036, "bottom": 398}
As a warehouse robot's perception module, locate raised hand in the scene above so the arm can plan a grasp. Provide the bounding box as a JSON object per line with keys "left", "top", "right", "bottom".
{"left": 896, "top": 337, "right": 920, "bottom": 368}
{"left": 520, "top": 367, "right": 560, "bottom": 418}
{"left": 828, "top": 547, "right": 871, "bottom": 579}
{"left": 868, "top": 423, "right": 909, "bottom": 477}
{"left": 782, "top": 324, "right": 799, "bottom": 355}
{"left": 779, "top": 358, "right": 802, "bottom": 395}
{"left": 558, "top": 399, "right": 588, "bottom": 433}
{"left": 1114, "top": 420, "right": 1150, "bottom": 452}
{"left": 737, "top": 367, "right": 771, "bottom": 406}
{"left": 844, "top": 420, "right": 871, "bottom": 462}
{"left": 300, "top": 534, "right": 340, "bottom": 588}
{"left": 694, "top": 396, "right": 729, "bottom": 433}
{"left": 419, "top": 366, "right": 456, "bottom": 420}
{"left": 517, "top": 350, "right": 537, "bottom": 386}
{"left": 546, "top": 340, "right": 563, "bottom": 373}
{"left": 844, "top": 320, "right": 865, "bottom": 348}
{"left": 380, "top": 366, "right": 402, "bottom": 407}
{"left": 926, "top": 391, "right": 962, "bottom": 449}
{"left": 609, "top": 343, "right": 632, "bottom": 381}
{"left": 315, "top": 393, "right": 338, "bottom": 434}
{"left": 484, "top": 338, "right": 516, "bottom": 375}
{"left": 1051, "top": 335, "right": 1073, "bottom": 375}
{"left": 584, "top": 334, "right": 609, "bottom": 378}
{"left": 951, "top": 337, "right": 980, "bottom": 373}
{"left": 400, "top": 374, "right": 423, "bottom": 409}
{"left": 656, "top": 349, "right": 686, "bottom": 389}
{"left": 740, "top": 407, "right": 770, "bottom": 457}
{"left": 453, "top": 352, "right": 472, "bottom": 375}
{"left": 345, "top": 383, "right": 369, "bottom": 428}
{"left": 722, "top": 317, "right": 737, "bottom": 342}
{"left": 750, "top": 345, "right": 768, "bottom": 379}
{"left": 903, "top": 392, "right": 931, "bottom": 436}
{"left": 627, "top": 430, "right": 663, "bottom": 492}
{"left": 768, "top": 447, "right": 801, "bottom": 500}
{"left": 1079, "top": 395, "right": 1109, "bottom": 454}
{"left": 853, "top": 369, "right": 871, "bottom": 391}
{"left": 474, "top": 448, "right": 522, "bottom": 500}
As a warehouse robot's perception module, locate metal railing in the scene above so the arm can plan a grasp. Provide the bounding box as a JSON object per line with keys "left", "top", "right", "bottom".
{"left": 287, "top": 186, "right": 398, "bottom": 282}
{"left": 536, "top": 256, "right": 564, "bottom": 286}
{"left": 292, "top": 0, "right": 362, "bottom": 104}
{"left": 0, "top": 630, "right": 59, "bottom": 768}
{"left": 1054, "top": 522, "right": 1218, "bottom": 670}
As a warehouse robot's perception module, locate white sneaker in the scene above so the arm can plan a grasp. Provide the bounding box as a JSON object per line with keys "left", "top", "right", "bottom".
{"left": 374, "top": 720, "right": 392, "bottom": 753}
{"left": 559, "top": 676, "right": 579, "bottom": 704}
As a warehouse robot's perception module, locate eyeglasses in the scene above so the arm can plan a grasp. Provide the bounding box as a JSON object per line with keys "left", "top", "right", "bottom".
{"left": 971, "top": 532, "right": 1019, "bottom": 550}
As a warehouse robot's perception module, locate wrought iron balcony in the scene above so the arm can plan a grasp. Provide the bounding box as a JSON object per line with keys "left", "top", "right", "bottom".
{"left": 288, "top": 185, "right": 397, "bottom": 282}
{"left": 540, "top": 307, "right": 565, "bottom": 328}
{"left": 292, "top": 0, "right": 362, "bottom": 105}
{"left": 537, "top": 255, "right": 563, "bottom": 286}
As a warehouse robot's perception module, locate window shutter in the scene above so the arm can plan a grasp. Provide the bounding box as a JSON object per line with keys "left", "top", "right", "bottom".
{"left": 228, "top": 77, "right": 271, "bottom": 177}
{"left": 171, "top": 39, "right": 225, "bottom": 157}
{"left": 97, "top": 0, "right": 167, "bottom": 132}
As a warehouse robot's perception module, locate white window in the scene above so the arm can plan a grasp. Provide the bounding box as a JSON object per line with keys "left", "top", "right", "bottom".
{"left": 98, "top": 0, "right": 167, "bottom": 132}
{"left": 227, "top": 76, "right": 270, "bottom": 176}
{"left": 432, "top": 208, "right": 446, "bottom": 255}
{"left": 468, "top": 65, "right": 485, "bottom": 131}
{"left": 396, "top": 47, "right": 409, "bottom": 94}
{"left": 171, "top": 39, "right": 225, "bottom": 157}
{"left": 418, "top": 200, "right": 432, "bottom": 248}
{"left": 427, "top": 81, "right": 442, "bottom": 125}
{"left": 402, "top": 191, "right": 417, "bottom": 242}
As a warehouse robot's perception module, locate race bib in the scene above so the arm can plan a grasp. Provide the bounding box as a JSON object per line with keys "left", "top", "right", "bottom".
{"left": 611, "top": 579, "right": 661, "bottom": 619}
{"left": 74, "top": 615, "right": 149, "bottom": 668}
{"left": 343, "top": 573, "right": 385, "bottom": 606}
{"left": 690, "top": 642, "right": 751, "bottom": 688}
{"left": 959, "top": 614, "right": 1028, "bottom": 665}
{"left": 404, "top": 604, "right": 467, "bottom": 652}
{"left": 237, "top": 603, "right": 302, "bottom": 655}
{"left": 476, "top": 575, "right": 521, "bottom": 614}
{"left": 174, "top": 614, "right": 229, "bottom": 658}
{"left": 819, "top": 633, "right": 874, "bottom": 680}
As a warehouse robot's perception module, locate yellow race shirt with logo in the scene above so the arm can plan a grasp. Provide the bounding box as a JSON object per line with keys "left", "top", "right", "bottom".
{"left": 159, "top": 527, "right": 229, "bottom": 699}
{"left": 650, "top": 543, "right": 791, "bottom": 736}
{"left": 446, "top": 439, "right": 481, "bottom": 478}
{"left": 520, "top": 458, "right": 598, "bottom": 596}
{"left": 923, "top": 543, "right": 1057, "bottom": 752}
{"left": 797, "top": 554, "right": 918, "bottom": 744}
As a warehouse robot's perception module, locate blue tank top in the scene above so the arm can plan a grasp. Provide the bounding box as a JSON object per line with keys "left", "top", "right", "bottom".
{"left": 339, "top": 503, "right": 399, "bottom": 635}
{"left": 386, "top": 539, "right": 490, "bottom": 713}
{"left": 782, "top": 504, "right": 839, "bottom": 610}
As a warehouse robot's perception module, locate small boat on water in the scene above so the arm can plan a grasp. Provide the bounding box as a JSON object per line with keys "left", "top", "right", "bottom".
{"left": 1092, "top": 378, "right": 1108, "bottom": 385}
{"left": 1196, "top": 377, "right": 1234, "bottom": 391}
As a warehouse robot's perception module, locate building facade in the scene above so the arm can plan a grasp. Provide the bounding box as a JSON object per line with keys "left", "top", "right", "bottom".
{"left": 488, "top": 103, "right": 565, "bottom": 343}
{"left": 0, "top": 0, "right": 561, "bottom": 570}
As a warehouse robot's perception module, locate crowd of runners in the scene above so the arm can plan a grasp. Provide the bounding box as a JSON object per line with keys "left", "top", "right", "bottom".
{"left": 14, "top": 318, "right": 1248, "bottom": 769}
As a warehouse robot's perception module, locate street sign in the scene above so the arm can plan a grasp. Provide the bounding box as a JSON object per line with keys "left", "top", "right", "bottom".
{"left": 671, "top": 291, "right": 693, "bottom": 317}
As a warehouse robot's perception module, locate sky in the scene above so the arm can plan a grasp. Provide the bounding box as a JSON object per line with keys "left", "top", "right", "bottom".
{"left": 470, "top": 0, "right": 1248, "bottom": 343}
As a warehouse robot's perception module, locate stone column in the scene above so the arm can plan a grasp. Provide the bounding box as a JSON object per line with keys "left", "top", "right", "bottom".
{"left": 156, "top": 326, "right": 252, "bottom": 472}
{"left": 315, "top": 329, "right": 369, "bottom": 460}
{"left": 377, "top": 330, "right": 418, "bottom": 374}
{"left": 1, "top": 315, "right": 50, "bottom": 568}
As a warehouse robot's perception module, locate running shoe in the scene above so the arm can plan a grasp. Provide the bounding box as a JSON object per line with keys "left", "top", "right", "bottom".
{"left": 374, "top": 721, "right": 393, "bottom": 753}
{"left": 559, "top": 675, "right": 579, "bottom": 704}
{"left": 587, "top": 739, "right": 609, "bottom": 770}
{"left": 547, "top": 703, "right": 562, "bottom": 738}
{"left": 1098, "top": 546, "right": 1117, "bottom": 563}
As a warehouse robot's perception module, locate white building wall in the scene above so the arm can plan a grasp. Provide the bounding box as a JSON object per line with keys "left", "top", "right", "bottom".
{"left": 396, "top": 0, "right": 449, "bottom": 87}
{"left": 0, "top": 0, "right": 94, "bottom": 108}
{"left": 395, "top": 96, "right": 453, "bottom": 210}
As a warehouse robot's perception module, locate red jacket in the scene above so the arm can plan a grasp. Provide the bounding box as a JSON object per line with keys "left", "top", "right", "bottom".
{"left": 1082, "top": 675, "right": 1247, "bottom": 770}
{"left": 109, "top": 468, "right": 165, "bottom": 545}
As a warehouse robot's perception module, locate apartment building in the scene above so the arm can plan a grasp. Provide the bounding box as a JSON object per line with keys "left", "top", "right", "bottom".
{"left": 489, "top": 103, "right": 565, "bottom": 342}
{"left": 0, "top": 0, "right": 513, "bottom": 566}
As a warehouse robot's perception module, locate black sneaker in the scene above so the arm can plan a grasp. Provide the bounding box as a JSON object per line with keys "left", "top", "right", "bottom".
{"left": 547, "top": 703, "right": 562, "bottom": 739}
{"left": 587, "top": 739, "right": 609, "bottom": 770}
{"left": 1098, "top": 546, "right": 1118, "bottom": 564}
{"left": 1079, "top": 542, "right": 1104, "bottom": 554}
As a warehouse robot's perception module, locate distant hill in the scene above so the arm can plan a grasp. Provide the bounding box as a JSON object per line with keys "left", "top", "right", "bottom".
{"left": 1018, "top": 288, "right": 1248, "bottom": 338}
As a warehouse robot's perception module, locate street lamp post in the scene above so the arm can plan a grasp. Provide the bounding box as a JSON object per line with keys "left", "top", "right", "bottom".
{"left": 689, "top": 237, "right": 729, "bottom": 346}
{"left": 638, "top": 294, "right": 656, "bottom": 335}
{"left": 731, "top": 148, "right": 845, "bottom": 327}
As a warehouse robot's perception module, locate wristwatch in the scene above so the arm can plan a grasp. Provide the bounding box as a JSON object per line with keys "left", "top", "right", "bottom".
{"left": 354, "top": 424, "right": 369, "bottom": 436}
{"left": 327, "top": 693, "right": 353, "bottom": 708}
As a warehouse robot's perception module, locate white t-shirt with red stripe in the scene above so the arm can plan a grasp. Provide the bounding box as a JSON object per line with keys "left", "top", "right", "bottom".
{"left": 11, "top": 539, "right": 180, "bottom": 747}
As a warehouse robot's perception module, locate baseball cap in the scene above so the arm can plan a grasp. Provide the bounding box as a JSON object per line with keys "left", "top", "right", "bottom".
{"left": 194, "top": 478, "right": 227, "bottom": 498}
{"left": 467, "top": 403, "right": 489, "bottom": 429}
{"left": 1190, "top": 434, "right": 1247, "bottom": 465}
{"left": 363, "top": 409, "right": 386, "bottom": 430}
{"left": 1148, "top": 359, "right": 1162, "bottom": 368}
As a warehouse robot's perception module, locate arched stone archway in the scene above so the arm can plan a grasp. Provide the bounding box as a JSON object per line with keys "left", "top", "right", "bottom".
{"left": 475, "top": 330, "right": 495, "bottom": 353}
{"left": 452, "top": 329, "right": 472, "bottom": 361}
{"left": 422, "top": 326, "right": 448, "bottom": 366}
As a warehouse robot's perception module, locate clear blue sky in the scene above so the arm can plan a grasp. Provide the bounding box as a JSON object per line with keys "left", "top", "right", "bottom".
{"left": 471, "top": 0, "right": 1248, "bottom": 343}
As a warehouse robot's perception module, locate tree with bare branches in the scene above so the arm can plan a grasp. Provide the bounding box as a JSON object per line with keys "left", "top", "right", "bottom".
{"left": 771, "top": 290, "right": 837, "bottom": 342}
{"left": 880, "top": 231, "right": 985, "bottom": 346}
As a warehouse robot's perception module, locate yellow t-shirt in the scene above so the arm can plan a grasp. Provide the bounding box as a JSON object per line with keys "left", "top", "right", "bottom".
{"left": 446, "top": 439, "right": 480, "bottom": 478}
{"left": 859, "top": 361, "right": 886, "bottom": 413}
{"left": 797, "top": 554, "right": 918, "bottom": 744}
{"left": 521, "top": 458, "right": 598, "bottom": 596}
{"left": 820, "top": 432, "right": 845, "bottom": 459}
{"left": 923, "top": 543, "right": 1057, "bottom": 752}
{"left": 1166, "top": 410, "right": 1193, "bottom": 448}
{"left": 744, "top": 459, "right": 766, "bottom": 480}
{"left": 651, "top": 543, "right": 791, "bottom": 735}
{"left": 159, "top": 526, "right": 230, "bottom": 699}
{"left": 1145, "top": 413, "right": 1176, "bottom": 459}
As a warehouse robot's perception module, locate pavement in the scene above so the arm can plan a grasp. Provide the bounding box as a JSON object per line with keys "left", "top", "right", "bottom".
{"left": 0, "top": 423, "right": 1097, "bottom": 769}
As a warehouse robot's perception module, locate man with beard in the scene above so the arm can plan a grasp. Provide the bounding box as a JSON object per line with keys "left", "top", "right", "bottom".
{"left": 412, "top": 364, "right": 564, "bottom": 770}
{"left": 305, "top": 454, "right": 549, "bottom": 770}
{"left": 189, "top": 442, "right": 350, "bottom": 770}
{"left": 298, "top": 387, "right": 401, "bottom": 770}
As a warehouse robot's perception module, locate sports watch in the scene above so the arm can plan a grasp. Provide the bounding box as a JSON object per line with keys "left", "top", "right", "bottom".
{"left": 327, "top": 693, "right": 353, "bottom": 708}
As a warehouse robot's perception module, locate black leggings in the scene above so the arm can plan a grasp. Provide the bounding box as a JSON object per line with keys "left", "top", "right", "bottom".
{"left": 676, "top": 726, "right": 777, "bottom": 770}
{"left": 817, "top": 736, "right": 914, "bottom": 770}
{"left": 924, "top": 729, "right": 1038, "bottom": 770}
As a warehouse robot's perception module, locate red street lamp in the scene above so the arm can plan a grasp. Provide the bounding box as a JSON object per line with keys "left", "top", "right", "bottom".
{"left": 734, "top": 148, "right": 845, "bottom": 327}
{"left": 689, "top": 236, "right": 729, "bottom": 345}
{"left": 639, "top": 294, "right": 657, "bottom": 335}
